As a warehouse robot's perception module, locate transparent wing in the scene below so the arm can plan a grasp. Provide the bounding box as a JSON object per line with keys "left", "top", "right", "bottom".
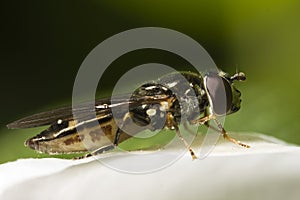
{"left": 7, "top": 94, "right": 170, "bottom": 129}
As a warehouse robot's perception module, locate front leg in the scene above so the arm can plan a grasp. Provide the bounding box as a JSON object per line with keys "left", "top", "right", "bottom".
{"left": 191, "top": 114, "right": 250, "bottom": 148}
{"left": 212, "top": 118, "right": 250, "bottom": 148}
{"left": 190, "top": 114, "right": 215, "bottom": 125}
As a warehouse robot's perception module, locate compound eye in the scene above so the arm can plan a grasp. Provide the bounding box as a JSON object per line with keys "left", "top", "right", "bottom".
{"left": 206, "top": 74, "right": 232, "bottom": 115}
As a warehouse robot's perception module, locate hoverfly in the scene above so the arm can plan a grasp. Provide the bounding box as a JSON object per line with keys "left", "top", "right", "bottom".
{"left": 7, "top": 70, "right": 249, "bottom": 160}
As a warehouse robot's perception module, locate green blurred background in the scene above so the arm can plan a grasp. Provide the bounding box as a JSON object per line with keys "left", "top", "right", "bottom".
{"left": 0, "top": 0, "right": 299, "bottom": 163}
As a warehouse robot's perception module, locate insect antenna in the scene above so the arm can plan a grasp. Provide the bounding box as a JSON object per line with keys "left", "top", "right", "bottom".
{"left": 230, "top": 71, "right": 246, "bottom": 82}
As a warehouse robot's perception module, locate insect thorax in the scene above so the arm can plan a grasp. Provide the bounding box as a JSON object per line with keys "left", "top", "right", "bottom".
{"left": 129, "top": 72, "right": 209, "bottom": 131}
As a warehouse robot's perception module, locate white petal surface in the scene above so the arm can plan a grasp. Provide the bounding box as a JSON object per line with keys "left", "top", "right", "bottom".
{"left": 1, "top": 133, "right": 300, "bottom": 200}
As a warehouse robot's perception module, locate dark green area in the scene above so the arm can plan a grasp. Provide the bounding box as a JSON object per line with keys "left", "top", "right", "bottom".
{"left": 1, "top": 0, "right": 299, "bottom": 163}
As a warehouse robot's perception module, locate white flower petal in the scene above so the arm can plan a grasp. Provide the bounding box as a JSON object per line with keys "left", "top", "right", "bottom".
{"left": 1, "top": 133, "right": 300, "bottom": 200}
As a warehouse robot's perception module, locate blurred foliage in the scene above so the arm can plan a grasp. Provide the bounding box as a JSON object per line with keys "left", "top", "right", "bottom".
{"left": 0, "top": 0, "right": 299, "bottom": 163}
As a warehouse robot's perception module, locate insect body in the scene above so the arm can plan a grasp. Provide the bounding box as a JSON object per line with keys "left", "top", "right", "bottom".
{"left": 7, "top": 70, "right": 249, "bottom": 159}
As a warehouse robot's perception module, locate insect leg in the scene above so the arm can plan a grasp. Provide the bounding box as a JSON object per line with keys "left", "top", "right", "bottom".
{"left": 74, "top": 127, "right": 125, "bottom": 160}
{"left": 190, "top": 111, "right": 250, "bottom": 148}
{"left": 190, "top": 114, "right": 215, "bottom": 125}
{"left": 212, "top": 118, "right": 250, "bottom": 148}
{"left": 169, "top": 113, "right": 197, "bottom": 160}
{"left": 74, "top": 114, "right": 132, "bottom": 160}
{"left": 73, "top": 145, "right": 115, "bottom": 160}
{"left": 174, "top": 124, "right": 197, "bottom": 160}
{"left": 113, "top": 113, "right": 131, "bottom": 146}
